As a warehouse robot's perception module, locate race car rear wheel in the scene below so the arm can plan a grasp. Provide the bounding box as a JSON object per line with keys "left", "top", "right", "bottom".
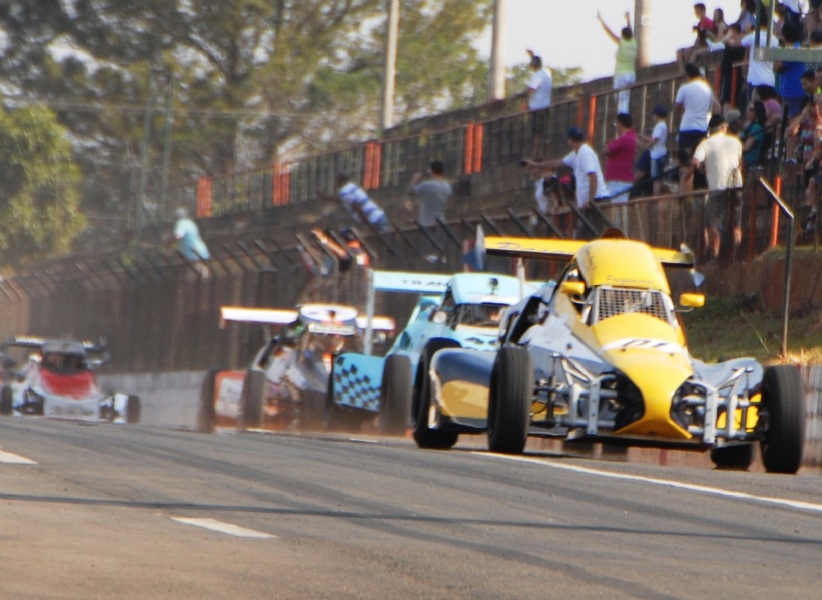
{"left": 710, "top": 443, "right": 754, "bottom": 470}
{"left": 760, "top": 365, "right": 805, "bottom": 474}
{"left": 487, "top": 345, "right": 532, "bottom": 455}
{"left": 0, "top": 384, "right": 12, "bottom": 416}
{"left": 238, "top": 369, "right": 265, "bottom": 430}
{"left": 412, "top": 340, "right": 459, "bottom": 450}
{"left": 380, "top": 354, "right": 412, "bottom": 435}
{"left": 125, "top": 395, "right": 141, "bottom": 425}
{"left": 197, "top": 369, "right": 217, "bottom": 433}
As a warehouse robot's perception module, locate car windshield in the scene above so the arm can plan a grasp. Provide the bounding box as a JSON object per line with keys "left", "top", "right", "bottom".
{"left": 455, "top": 303, "right": 507, "bottom": 328}
{"left": 42, "top": 352, "right": 86, "bottom": 373}
{"left": 308, "top": 332, "right": 360, "bottom": 355}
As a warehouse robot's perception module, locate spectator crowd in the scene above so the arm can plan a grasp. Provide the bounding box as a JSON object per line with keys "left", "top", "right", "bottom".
{"left": 524, "top": 1, "right": 822, "bottom": 262}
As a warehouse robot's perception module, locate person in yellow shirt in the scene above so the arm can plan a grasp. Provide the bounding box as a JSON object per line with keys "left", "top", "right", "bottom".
{"left": 597, "top": 11, "right": 637, "bottom": 115}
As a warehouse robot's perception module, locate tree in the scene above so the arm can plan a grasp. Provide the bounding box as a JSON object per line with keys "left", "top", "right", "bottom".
{"left": 0, "top": 106, "right": 85, "bottom": 268}
{"left": 0, "top": 0, "right": 494, "bottom": 247}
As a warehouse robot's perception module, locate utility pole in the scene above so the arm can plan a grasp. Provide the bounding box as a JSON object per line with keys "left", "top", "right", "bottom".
{"left": 634, "top": 0, "right": 651, "bottom": 69}
{"left": 380, "top": 0, "right": 400, "bottom": 133}
{"left": 160, "top": 73, "right": 174, "bottom": 219}
{"left": 488, "top": 0, "right": 508, "bottom": 101}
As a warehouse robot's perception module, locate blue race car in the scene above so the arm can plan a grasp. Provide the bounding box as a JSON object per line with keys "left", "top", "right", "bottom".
{"left": 330, "top": 271, "right": 541, "bottom": 447}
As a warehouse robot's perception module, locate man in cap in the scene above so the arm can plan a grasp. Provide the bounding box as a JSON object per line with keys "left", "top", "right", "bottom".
{"left": 524, "top": 127, "right": 609, "bottom": 238}
{"left": 692, "top": 113, "right": 744, "bottom": 262}
{"left": 524, "top": 49, "right": 553, "bottom": 158}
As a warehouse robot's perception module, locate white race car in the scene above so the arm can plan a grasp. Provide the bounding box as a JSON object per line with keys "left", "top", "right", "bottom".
{"left": 0, "top": 336, "right": 140, "bottom": 424}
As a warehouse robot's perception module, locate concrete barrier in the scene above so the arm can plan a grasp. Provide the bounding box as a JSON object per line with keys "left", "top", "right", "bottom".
{"left": 99, "top": 371, "right": 206, "bottom": 431}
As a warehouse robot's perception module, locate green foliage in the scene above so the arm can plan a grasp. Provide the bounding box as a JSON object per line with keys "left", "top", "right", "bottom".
{"left": 0, "top": 0, "right": 495, "bottom": 254}
{"left": 0, "top": 106, "right": 85, "bottom": 267}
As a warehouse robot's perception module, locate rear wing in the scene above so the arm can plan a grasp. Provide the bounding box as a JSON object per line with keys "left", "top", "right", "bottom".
{"left": 220, "top": 307, "right": 298, "bottom": 328}
{"left": 2, "top": 335, "right": 107, "bottom": 354}
{"left": 484, "top": 236, "right": 696, "bottom": 269}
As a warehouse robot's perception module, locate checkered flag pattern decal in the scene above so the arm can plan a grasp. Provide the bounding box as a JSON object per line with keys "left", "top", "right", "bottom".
{"left": 332, "top": 354, "right": 385, "bottom": 412}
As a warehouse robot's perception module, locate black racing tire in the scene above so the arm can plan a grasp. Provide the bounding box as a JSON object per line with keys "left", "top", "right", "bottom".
{"left": 760, "top": 365, "right": 805, "bottom": 474}
{"left": 125, "top": 395, "right": 141, "bottom": 425}
{"left": 197, "top": 369, "right": 217, "bottom": 433}
{"left": 1, "top": 384, "right": 12, "bottom": 416}
{"left": 487, "top": 345, "right": 532, "bottom": 455}
{"left": 379, "top": 354, "right": 412, "bottom": 436}
{"left": 238, "top": 369, "right": 266, "bottom": 430}
{"left": 710, "top": 443, "right": 754, "bottom": 471}
{"left": 412, "top": 339, "right": 460, "bottom": 450}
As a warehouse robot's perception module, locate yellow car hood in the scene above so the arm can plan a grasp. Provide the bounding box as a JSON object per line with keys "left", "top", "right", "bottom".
{"left": 592, "top": 313, "right": 694, "bottom": 439}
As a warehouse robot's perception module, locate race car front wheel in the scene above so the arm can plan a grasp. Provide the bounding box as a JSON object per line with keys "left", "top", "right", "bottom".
{"left": 380, "top": 354, "right": 412, "bottom": 436}
{"left": 412, "top": 340, "right": 459, "bottom": 450}
{"left": 760, "top": 365, "right": 805, "bottom": 474}
{"left": 487, "top": 345, "right": 532, "bottom": 455}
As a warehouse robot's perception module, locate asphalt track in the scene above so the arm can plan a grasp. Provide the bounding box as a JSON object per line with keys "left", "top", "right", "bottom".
{"left": 2, "top": 418, "right": 822, "bottom": 599}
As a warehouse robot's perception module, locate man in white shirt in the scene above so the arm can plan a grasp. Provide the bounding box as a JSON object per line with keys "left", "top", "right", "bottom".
{"left": 692, "top": 114, "right": 744, "bottom": 262}
{"left": 525, "top": 51, "right": 553, "bottom": 159}
{"left": 524, "top": 127, "right": 609, "bottom": 239}
{"left": 675, "top": 62, "right": 720, "bottom": 191}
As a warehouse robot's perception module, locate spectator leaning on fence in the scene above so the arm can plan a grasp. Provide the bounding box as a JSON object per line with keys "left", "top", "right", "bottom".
{"left": 524, "top": 127, "right": 609, "bottom": 239}
{"left": 597, "top": 10, "right": 637, "bottom": 115}
{"left": 173, "top": 208, "right": 211, "bottom": 278}
{"left": 692, "top": 114, "right": 744, "bottom": 262}
{"left": 638, "top": 104, "right": 670, "bottom": 196}
{"left": 333, "top": 173, "right": 391, "bottom": 233}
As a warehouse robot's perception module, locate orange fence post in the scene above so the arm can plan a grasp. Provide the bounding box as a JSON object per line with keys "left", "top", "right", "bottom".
{"left": 363, "top": 143, "right": 373, "bottom": 189}
{"left": 713, "top": 67, "right": 721, "bottom": 100}
{"left": 371, "top": 141, "right": 382, "bottom": 189}
{"left": 464, "top": 122, "right": 474, "bottom": 175}
{"left": 472, "top": 123, "right": 483, "bottom": 174}
{"left": 272, "top": 163, "right": 281, "bottom": 206}
{"left": 281, "top": 164, "right": 291, "bottom": 205}
{"left": 196, "top": 176, "right": 212, "bottom": 218}
{"left": 587, "top": 96, "right": 597, "bottom": 143}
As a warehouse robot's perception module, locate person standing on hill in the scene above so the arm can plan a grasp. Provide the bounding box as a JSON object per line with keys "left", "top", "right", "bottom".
{"left": 597, "top": 10, "right": 637, "bottom": 115}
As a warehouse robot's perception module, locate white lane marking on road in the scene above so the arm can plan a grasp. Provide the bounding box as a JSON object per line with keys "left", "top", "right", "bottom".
{"left": 476, "top": 452, "right": 822, "bottom": 514}
{"left": 170, "top": 517, "right": 277, "bottom": 539}
{"left": 0, "top": 449, "right": 37, "bottom": 464}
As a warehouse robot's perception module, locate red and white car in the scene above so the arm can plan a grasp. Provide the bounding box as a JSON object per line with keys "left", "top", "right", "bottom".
{"left": 0, "top": 336, "right": 140, "bottom": 423}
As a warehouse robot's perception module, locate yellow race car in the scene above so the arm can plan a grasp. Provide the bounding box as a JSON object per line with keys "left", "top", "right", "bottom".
{"left": 427, "top": 234, "right": 805, "bottom": 473}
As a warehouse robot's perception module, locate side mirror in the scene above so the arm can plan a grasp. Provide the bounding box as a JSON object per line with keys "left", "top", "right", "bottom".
{"left": 679, "top": 292, "right": 705, "bottom": 308}
{"left": 559, "top": 281, "right": 586, "bottom": 296}
{"left": 430, "top": 310, "right": 447, "bottom": 325}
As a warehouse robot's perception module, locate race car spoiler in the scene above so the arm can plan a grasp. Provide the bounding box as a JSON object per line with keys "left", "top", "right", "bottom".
{"left": 220, "top": 306, "right": 394, "bottom": 333}
{"left": 3, "top": 335, "right": 107, "bottom": 354}
{"left": 484, "top": 237, "right": 696, "bottom": 269}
